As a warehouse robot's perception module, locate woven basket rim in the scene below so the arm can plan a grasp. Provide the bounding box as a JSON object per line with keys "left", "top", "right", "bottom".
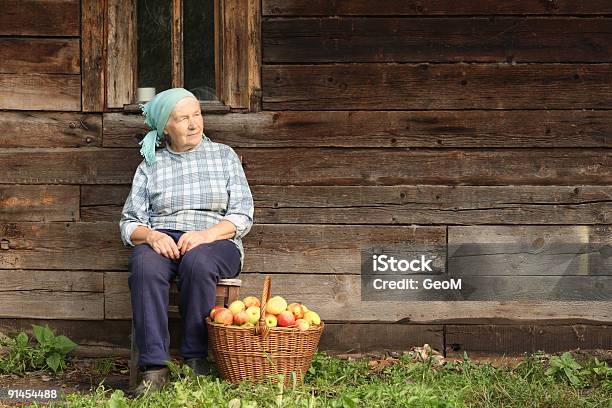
{"left": 206, "top": 317, "right": 324, "bottom": 333}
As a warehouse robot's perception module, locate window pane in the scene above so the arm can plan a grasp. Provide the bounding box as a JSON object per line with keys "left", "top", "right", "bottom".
{"left": 137, "top": 0, "right": 172, "bottom": 96}
{"left": 184, "top": 0, "right": 217, "bottom": 101}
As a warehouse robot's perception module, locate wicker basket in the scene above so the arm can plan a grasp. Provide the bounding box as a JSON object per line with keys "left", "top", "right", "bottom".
{"left": 206, "top": 276, "right": 324, "bottom": 384}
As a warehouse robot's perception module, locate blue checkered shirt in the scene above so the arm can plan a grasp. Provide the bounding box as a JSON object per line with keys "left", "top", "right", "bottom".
{"left": 119, "top": 135, "right": 254, "bottom": 270}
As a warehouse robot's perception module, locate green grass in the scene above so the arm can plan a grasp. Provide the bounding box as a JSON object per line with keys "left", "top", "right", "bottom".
{"left": 35, "top": 351, "right": 610, "bottom": 408}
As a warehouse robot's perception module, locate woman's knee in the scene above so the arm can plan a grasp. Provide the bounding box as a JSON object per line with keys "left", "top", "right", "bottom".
{"left": 128, "top": 244, "right": 173, "bottom": 282}
{"left": 179, "top": 244, "right": 220, "bottom": 280}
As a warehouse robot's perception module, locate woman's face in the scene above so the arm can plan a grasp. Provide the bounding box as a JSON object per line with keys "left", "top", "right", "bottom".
{"left": 164, "top": 97, "right": 204, "bottom": 152}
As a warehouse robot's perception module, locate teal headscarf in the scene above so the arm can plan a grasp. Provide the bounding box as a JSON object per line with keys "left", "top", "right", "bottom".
{"left": 139, "top": 87, "right": 197, "bottom": 165}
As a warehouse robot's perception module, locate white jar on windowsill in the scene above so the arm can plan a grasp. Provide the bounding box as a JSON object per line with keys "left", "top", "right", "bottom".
{"left": 137, "top": 87, "right": 156, "bottom": 102}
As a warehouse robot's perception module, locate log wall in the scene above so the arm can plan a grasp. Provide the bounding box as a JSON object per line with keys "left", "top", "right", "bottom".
{"left": 0, "top": 0, "right": 610, "bottom": 357}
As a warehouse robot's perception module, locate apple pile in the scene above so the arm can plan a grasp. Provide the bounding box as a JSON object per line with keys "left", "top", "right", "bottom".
{"left": 208, "top": 295, "right": 321, "bottom": 331}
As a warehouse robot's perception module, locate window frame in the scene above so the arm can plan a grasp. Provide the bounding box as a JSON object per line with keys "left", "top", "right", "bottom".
{"left": 105, "top": 0, "right": 261, "bottom": 113}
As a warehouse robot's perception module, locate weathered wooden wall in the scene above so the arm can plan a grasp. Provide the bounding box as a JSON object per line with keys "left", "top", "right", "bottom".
{"left": 0, "top": 0, "right": 610, "bottom": 357}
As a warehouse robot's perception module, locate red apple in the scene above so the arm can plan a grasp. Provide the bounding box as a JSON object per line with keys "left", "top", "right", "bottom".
{"left": 243, "top": 296, "right": 261, "bottom": 308}
{"left": 209, "top": 306, "right": 224, "bottom": 319}
{"left": 287, "top": 303, "right": 305, "bottom": 319}
{"left": 277, "top": 311, "right": 296, "bottom": 328}
{"left": 233, "top": 310, "right": 249, "bottom": 326}
{"left": 264, "top": 313, "right": 277, "bottom": 328}
{"left": 214, "top": 309, "right": 233, "bottom": 325}
{"left": 295, "top": 319, "right": 310, "bottom": 331}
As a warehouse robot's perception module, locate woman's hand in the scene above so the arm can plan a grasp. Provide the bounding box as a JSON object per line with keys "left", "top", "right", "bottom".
{"left": 177, "top": 230, "right": 218, "bottom": 255}
{"left": 145, "top": 230, "right": 180, "bottom": 260}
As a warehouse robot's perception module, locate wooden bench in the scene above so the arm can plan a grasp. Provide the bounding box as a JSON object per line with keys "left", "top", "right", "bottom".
{"left": 129, "top": 278, "right": 241, "bottom": 389}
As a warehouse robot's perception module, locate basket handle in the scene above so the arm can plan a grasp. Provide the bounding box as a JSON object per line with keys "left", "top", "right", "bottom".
{"left": 254, "top": 275, "right": 271, "bottom": 339}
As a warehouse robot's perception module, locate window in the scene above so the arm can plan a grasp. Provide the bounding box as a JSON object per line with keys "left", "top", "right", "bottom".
{"left": 137, "top": 0, "right": 218, "bottom": 101}
{"left": 104, "top": 0, "right": 261, "bottom": 112}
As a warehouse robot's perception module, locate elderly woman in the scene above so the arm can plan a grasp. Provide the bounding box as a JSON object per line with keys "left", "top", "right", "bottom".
{"left": 119, "top": 88, "right": 254, "bottom": 396}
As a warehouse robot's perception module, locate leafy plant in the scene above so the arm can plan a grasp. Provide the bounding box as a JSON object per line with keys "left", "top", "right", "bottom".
{"left": 545, "top": 352, "right": 584, "bottom": 387}
{"left": 0, "top": 324, "right": 77, "bottom": 374}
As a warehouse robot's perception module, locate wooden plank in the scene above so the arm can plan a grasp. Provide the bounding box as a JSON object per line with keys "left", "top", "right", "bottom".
{"left": 0, "top": 148, "right": 141, "bottom": 184}
{"left": 79, "top": 185, "right": 612, "bottom": 225}
{"left": 0, "top": 223, "right": 443, "bottom": 272}
{"left": 107, "top": 0, "right": 137, "bottom": 108}
{"left": 449, "top": 226, "right": 611, "bottom": 276}
{"left": 247, "top": 0, "right": 262, "bottom": 111}
{"left": 81, "top": 185, "right": 131, "bottom": 206}
{"left": 0, "top": 291, "right": 103, "bottom": 320}
{"left": 262, "top": 0, "right": 612, "bottom": 16}
{"left": 0, "top": 222, "right": 129, "bottom": 270}
{"left": 0, "top": 38, "right": 80, "bottom": 74}
{"left": 264, "top": 17, "right": 612, "bottom": 63}
{"left": 221, "top": 0, "right": 249, "bottom": 108}
{"left": 0, "top": 74, "right": 80, "bottom": 111}
{"left": 235, "top": 148, "right": 610, "bottom": 186}
{"left": 318, "top": 323, "right": 443, "bottom": 353}
{"left": 0, "top": 185, "right": 79, "bottom": 222}
{"left": 171, "top": 0, "right": 184, "bottom": 88}
{"left": 81, "top": 0, "right": 106, "bottom": 112}
{"left": 262, "top": 64, "right": 612, "bottom": 110}
{"left": 251, "top": 186, "right": 611, "bottom": 225}
{"left": 446, "top": 324, "right": 612, "bottom": 356}
{"left": 105, "top": 272, "right": 612, "bottom": 322}
{"left": 0, "top": 270, "right": 103, "bottom": 292}
{"left": 0, "top": 0, "right": 79, "bottom": 36}
{"left": 0, "top": 112, "right": 101, "bottom": 148}
{"left": 244, "top": 225, "right": 446, "bottom": 274}
{"left": 3, "top": 147, "right": 607, "bottom": 186}
{"left": 102, "top": 110, "right": 612, "bottom": 148}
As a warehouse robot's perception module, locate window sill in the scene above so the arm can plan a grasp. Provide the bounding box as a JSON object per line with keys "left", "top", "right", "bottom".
{"left": 123, "top": 100, "right": 231, "bottom": 114}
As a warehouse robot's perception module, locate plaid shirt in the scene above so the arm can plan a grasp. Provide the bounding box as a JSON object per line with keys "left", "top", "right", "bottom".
{"left": 119, "top": 135, "right": 254, "bottom": 270}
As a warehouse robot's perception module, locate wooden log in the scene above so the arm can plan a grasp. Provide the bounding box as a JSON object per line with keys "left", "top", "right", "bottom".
{"left": 104, "top": 271, "right": 612, "bottom": 322}
{"left": 0, "top": 112, "right": 101, "bottom": 148}
{"left": 2, "top": 147, "right": 607, "bottom": 185}
{"left": 0, "top": 38, "right": 80, "bottom": 74}
{"left": 263, "top": 64, "right": 612, "bottom": 110}
{"left": 0, "top": 74, "right": 80, "bottom": 111}
{"left": 446, "top": 324, "right": 612, "bottom": 356}
{"left": 264, "top": 17, "right": 612, "bottom": 63}
{"left": 102, "top": 110, "right": 612, "bottom": 148}
{"left": 80, "top": 185, "right": 612, "bottom": 225}
{"left": 263, "top": 0, "right": 612, "bottom": 16}
{"left": 0, "top": 0, "right": 79, "bottom": 36}
{"left": 81, "top": 0, "right": 106, "bottom": 112}
{"left": 0, "top": 185, "right": 79, "bottom": 222}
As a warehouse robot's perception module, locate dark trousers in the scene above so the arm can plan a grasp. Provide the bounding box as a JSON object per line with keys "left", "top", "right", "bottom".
{"left": 128, "top": 229, "right": 241, "bottom": 368}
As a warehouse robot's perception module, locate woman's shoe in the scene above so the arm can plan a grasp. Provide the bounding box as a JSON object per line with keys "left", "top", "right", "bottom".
{"left": 184, "top": 357, "right": 212, "bottom": 376}
{"left": 128, "top": 366, "right": 169, "bottom": 397}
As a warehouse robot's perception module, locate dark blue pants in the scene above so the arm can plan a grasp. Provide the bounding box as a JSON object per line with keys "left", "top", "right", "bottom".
{"left": 128, "top": 229, "right": 241, "bottom": 368}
